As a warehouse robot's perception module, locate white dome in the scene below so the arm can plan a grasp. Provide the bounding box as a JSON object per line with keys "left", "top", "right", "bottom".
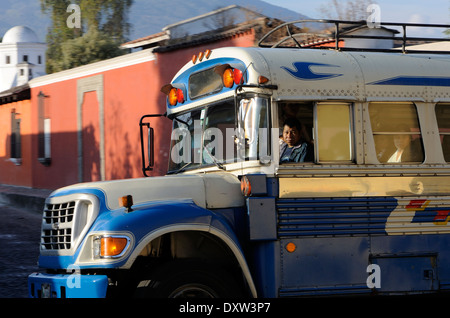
{"left": 2, "top": 26, "right": 39, "bottom": 43}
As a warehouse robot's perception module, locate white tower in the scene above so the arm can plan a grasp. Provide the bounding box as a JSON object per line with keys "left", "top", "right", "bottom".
{"left": 0, "top": 26, "right": 46, "bottom": 92}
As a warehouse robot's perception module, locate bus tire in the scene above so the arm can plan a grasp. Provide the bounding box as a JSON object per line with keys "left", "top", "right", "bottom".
{"left": 134, "top": 260, "right": 243, "bottom": 298}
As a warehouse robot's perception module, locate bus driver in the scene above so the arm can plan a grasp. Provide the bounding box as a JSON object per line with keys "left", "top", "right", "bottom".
{"left": 280, "top": 117, "right": 313, "bottom": 163}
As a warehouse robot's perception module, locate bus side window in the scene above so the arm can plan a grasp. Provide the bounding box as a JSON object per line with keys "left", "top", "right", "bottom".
{"left": 435, "top": 104, "right": 450, "bottom": 162}
{"left": 315, "top": 102, "right": 353, "bottom": 162}
{"left": 278, "top": 102, "right": 314, "bottom": 163}
{"left": 369, "top": 102, "right": 424, "bottom": 164}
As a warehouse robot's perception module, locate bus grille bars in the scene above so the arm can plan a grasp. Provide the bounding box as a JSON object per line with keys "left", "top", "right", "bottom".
{"left": 258, "top": 19, "right": 450, "bottom": 54}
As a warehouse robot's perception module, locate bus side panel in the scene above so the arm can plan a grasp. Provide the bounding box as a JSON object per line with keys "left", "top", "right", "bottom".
{"left": 276, "top": 196, "right": 450, "bottom": 295}
{"left": 279, "top": 237, "right": 370, "bottom": 296}
{"left": 370, "top": 234, "right": 450, "bottom": 293}
{"left": 247, "top": 241, "right": 280, "bottom": 298}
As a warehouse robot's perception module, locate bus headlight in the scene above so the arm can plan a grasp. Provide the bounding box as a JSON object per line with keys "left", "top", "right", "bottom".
{"left": 93, "top": 235, "right": 131, "bottom": 259}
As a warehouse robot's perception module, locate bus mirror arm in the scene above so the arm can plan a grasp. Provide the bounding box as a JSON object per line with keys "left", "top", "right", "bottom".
{"left": 139, "top": 113, "right": 167, "bottom": 177}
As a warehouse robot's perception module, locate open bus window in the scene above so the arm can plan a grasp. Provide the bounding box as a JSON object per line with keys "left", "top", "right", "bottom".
{"left": 435, "top": 104, "right": 450, "bottom": 162}
{"left": 278, "top": 102, "right": 354, "bottom": 163}
{"left": 278, "top": 102, "right": 314, "bottom": 163}
{"left": 369, "top": 102, "right": 424, "bottom": 164}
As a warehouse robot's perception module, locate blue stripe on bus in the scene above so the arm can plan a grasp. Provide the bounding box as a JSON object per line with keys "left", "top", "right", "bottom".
{"left": 412, "top": 209, "right": 450, "bottom": 224}
{"left": 368, "top": 76, "right": 450, "bottom": 87}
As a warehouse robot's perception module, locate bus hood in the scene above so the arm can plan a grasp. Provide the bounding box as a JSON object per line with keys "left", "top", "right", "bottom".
{"left": 49, "top": 173, "right": 245, "bottom": 210}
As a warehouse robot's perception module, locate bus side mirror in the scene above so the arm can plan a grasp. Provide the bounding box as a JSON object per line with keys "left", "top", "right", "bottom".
{"left": 140, "top": 115, "right": 154, "bottom": 177}
{"left": 140, "top": 114, "right": 166, "bottom": 177}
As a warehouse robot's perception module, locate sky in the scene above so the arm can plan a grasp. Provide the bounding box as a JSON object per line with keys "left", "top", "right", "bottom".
{"left": 263, "top": 0, "right": 449, "bottom": 23}
{"left": 0, "top": 0, "right": 448, "bottom": 42}
{"left": 263, "top": 0, "right": 449, "bottom": 37}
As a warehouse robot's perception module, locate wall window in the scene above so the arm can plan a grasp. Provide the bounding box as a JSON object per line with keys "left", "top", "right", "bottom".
{"left": 369, "top": 102, "right": 424, "bottom": 163}
{"left": 435, "top": 104, "right": 450, "bottom": 162}
{"left": 23, "top": 55, "right": 28, "bottom": 62}
{"left": 38, "top": 55, "right": 42, "bottom": 64}
{"left": 5, "top": 55, "right": 10, "bottom": 64}
{"left": 10, "top": 110, "right": 21, "bottom": 163}
{"left": 38, "top": 91, "right": 51, "bottom": 165}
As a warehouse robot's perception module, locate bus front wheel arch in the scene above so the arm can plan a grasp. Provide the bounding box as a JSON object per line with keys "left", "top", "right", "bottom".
{"left": 134, "top": 260, "right": 244, "bottom": 298}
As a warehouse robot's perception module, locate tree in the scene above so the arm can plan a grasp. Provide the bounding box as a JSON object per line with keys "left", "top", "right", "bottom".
{"left": 319, "top": 0, "right": 376, "bottom": 21}
{"left": 41, "top": 0, "right": 133, "bottom": 73}
{"left": 60, "top": 28, "right": 124, "bottom": 70}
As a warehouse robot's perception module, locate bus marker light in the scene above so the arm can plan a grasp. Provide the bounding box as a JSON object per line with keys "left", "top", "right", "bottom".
{"left": 258, "top": 76, "right": 269, "bottom": 84}
{"left": 119, "top": 195, "right": 134, "bottom": 212}
{"left": 192, "top": 54, "right": 198, "bottom": 64}
{"left": 223, "top": 68, "right": 234, "bottom": 88}
{"left": 168, "top": 88, "right": 178, "bottom": 106}
{"left": 241, "top": 176, "right": 251, "bottom": 196}
{"left": 214, "top": 64, "right": 245, "bottom": 88}
{"left": 176, "top": 88, "right": 184, "bottom": 104}
{"left": 234, "top": 68, "right": 243, "bottom": 85}
{"left": 286, "top": 242, "right": 296, "bottom": 253}
{"left": 161, "top": 84, "right": 185, "bottom": 106}
{"left": 168, "top": 88, "right": 184, "bottom": 106}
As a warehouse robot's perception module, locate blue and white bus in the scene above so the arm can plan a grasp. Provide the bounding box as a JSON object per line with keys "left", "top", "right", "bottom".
{"left": 29, "top": 20, "right": 450, "bottom": 298}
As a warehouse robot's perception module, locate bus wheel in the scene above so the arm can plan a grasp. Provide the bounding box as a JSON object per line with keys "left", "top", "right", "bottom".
{"left": 135, "top": 261, "right": 242, "bottom": 298}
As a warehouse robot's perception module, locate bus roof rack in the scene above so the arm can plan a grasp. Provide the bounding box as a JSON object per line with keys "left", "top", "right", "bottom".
{"left": 258, "top": 19, "right": 450, "bottom": 54}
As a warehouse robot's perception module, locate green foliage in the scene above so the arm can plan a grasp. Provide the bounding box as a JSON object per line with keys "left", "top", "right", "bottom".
{"left": 60, "top": 28, "right": 124, "bottom": 70}
{"left": 41, "top": 0, "right": 133, "bottom": 73}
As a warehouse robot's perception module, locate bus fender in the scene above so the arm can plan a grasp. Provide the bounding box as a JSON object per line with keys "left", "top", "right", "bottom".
{"left": 121, "top": 200, "right": 257, "bottom": 297}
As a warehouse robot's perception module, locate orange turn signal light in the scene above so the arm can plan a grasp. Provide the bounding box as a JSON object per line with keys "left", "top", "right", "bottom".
{"left": 100, "top": 237, "right": 129, "bottom": 257}
{"left": 161, "top": 84, "right": 185, "bottom": 106}
{"left": 222, "top": 67, "right": 244, "bottom": 88}
{"left": 241, "top": 176, "right": 251, "bottom": 196}
{"left": 168, "top": 87, "right": 185, "bottom": 106}
{"left": 223, "top": 68, "right": 235, "bottom": 88}
{"left": 214, "top": 64, "right": 245, "bottom": 88}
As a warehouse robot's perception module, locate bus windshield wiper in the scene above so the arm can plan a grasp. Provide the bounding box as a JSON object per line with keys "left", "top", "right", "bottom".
{"left": 203, "top": 146, "right": 225, "bottom": 170}
{"left": 167, "top": 162, "right": 192, "bottom": 175}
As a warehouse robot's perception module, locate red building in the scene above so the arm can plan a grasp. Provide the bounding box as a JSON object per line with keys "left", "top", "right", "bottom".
{"left": 0, "top": 7, "right": 269, "bottom": 190}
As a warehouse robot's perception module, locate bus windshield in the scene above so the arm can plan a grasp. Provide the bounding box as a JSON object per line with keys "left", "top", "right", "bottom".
{"left": 168, "top": 97, "right": 269, "bottom": 173}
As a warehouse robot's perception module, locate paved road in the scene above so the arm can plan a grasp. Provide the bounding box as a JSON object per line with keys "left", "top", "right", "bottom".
{"left": 0, "top": 204, "right": 42, "bottom": 298}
